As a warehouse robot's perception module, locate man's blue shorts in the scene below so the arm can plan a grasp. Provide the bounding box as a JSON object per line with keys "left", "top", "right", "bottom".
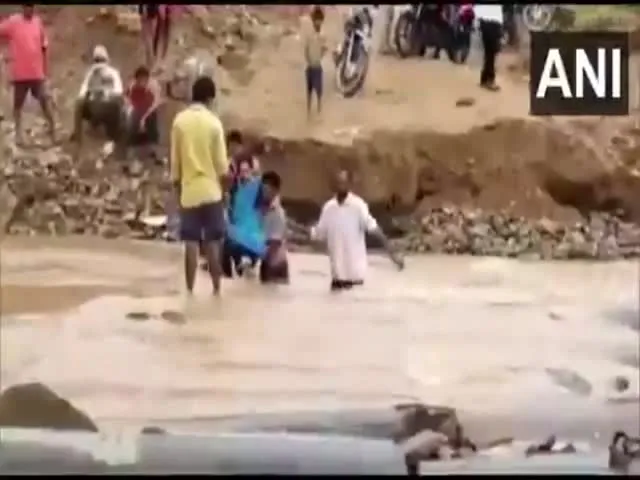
{"left": 179, "top": 201, "right": 226, "bottom": 242}
{"left": 305, "top": 65, "right": 323, "bottom": 98}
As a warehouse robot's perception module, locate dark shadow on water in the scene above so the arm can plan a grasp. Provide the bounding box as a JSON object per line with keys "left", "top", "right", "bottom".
{"left": 606, "top": 308, "right": 639, "bottom": 333}
{"left": 615, "top": 351, "right": 640, "bottom": 370}
{"left": 544, "top": 368, "right": 593, "bottom": 397}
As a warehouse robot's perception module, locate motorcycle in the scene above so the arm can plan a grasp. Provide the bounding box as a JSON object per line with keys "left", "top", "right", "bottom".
{"left": 394, "top": 5, "right": 473, "bottom": 64}
{"left": 333, "top": 9, "right": 372, "bottom": 98}
{"left": 393, "top": 4, "right": 428, "bottom": 58}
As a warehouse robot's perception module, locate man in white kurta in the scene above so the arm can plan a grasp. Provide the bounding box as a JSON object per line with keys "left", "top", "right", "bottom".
{"left": 311, "top": 170, "right": 404, "bottom": 290}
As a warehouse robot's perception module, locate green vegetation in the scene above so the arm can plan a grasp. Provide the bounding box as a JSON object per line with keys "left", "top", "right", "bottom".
{"left": 572, "top": 5, "right": 640, "bottom": 31}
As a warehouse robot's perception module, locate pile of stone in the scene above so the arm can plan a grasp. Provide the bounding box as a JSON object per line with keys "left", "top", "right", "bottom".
{"left": 1, "top": 134, "right": 173, "bottom": 239}
{"left": 4, "top": 139, "right": 640, "bottom": 261}
{"left": 392, "top": 207, "right": 640, "bottom": 260}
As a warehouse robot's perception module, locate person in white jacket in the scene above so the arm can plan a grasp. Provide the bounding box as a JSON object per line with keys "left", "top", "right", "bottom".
{"left": 311, "top": 169, "right": 404, "bottom": 291}
{"left": 71, "top": 45, "right": 125, "bottom": 145}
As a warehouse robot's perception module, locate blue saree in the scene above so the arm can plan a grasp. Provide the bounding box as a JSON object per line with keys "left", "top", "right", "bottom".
{"left": 226, "top": 177, "right": 266, "bottom": 258}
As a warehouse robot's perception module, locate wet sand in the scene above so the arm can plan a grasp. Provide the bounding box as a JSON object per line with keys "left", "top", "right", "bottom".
{"left": 1, "top": 237, "right": 638, "bottom": 443}
{"left": 1, "top": 285, "right": 129, "bottom": 316}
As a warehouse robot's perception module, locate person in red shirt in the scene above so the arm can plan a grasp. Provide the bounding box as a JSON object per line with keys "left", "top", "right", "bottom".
{"left": 125, "top": 65, "right": 162, "bottom": 158}
{"left": 0, "top": 4, "right": 56, "bottom": 145}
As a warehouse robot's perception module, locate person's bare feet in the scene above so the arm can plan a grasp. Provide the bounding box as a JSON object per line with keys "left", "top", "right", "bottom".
{"left": 480, "top": 82, "right": 501, "bottom": 92}
{"left": 15, "top": 132, "right": 26, "bottom": 147}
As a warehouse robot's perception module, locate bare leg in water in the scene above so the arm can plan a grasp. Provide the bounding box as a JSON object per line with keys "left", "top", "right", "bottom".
{"left": 184, "top": 241, "right": 199, "bottom": 294}
{"left": 184, "top": 240, "right": 222, "bottom": 295}
{"left": 203, "top": 240, "right": 222, "bottom": 295}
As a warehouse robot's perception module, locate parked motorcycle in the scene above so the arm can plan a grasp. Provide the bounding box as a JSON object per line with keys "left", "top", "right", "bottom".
{"left": 393, "top": 4, "right": 428, "bottom": 58}
{"left": 394, "top": 5, "right": 473, "bottom": 64}
{"left": 333, "top": 9, "right": 372, "bottom": 98}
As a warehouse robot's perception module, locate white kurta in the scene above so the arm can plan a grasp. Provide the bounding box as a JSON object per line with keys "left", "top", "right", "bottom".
{"left": 311, "top": 193, "right": 378, "bottom": 282}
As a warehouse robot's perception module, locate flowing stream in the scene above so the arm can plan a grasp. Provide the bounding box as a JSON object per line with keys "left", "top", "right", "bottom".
{"left": 1, "top": 237, "right": 638, "bottom": 444}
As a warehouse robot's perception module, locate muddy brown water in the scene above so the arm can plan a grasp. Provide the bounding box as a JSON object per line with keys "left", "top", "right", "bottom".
{"left": 1, "top": 237, "right": 638, "bottom": 446}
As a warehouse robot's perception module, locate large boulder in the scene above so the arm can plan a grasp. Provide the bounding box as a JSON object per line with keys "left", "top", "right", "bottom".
{"left": 0, "top": 382, "right": 98, "bottom": 432}
{"left": 393, "top": 403, "right": 466, "bottom": 447}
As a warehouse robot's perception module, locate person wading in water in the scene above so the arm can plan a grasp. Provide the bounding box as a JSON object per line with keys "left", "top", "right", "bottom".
{"left": 311, "top": 169, "right": 404, "bottom": 291}
{"left": 170, "top": 76, "right": 229, "bottom": 296}
{"left": 259, "top": 170, "right": 290, "bottom": 284}
{"left": 222, "top": 154, "right": 264, "bottom": 278}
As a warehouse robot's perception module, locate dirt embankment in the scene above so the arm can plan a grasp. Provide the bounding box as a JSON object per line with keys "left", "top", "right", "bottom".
{"left": 2, "top": 6, "right": 640, "bottom": 258}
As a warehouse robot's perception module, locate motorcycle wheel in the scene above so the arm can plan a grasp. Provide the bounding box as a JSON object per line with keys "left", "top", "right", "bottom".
{"left": 336, "top": 45, "right": 369, "bottom": 99}
{"left": 394, "top": 11, "right": 415, "bottom": 58}
{"left": 521, "top": 4, "right": 555, "bottom": 32}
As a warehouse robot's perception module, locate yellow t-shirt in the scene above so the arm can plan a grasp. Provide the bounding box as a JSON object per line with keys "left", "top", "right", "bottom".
{"left": 170, "top": 104, "right": 229, "bottom": 208}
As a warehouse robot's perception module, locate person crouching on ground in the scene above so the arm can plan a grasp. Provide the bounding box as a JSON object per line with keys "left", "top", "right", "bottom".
{"left": 126, "top": 66, "right": 162, "bottom": 160}
{"left": 71, "top": 45, "right": 124, "bottom": 147}
{"left": 311, "top": 169, "right": 404, "bottom": 291}
{"left": 171, "top": 76, "right": 230, "bottom": 296}
{"left": 0, "top": 4, "right": 56, "bottom": 146}
{"left": 222, "top": 154, "right": 264, "bottom": 279}
{"left": 476, "top": 4, "right": 503, "bottom": 92}
{"left": 304, "top": 6, "right": 327, "bottom": 119}
{"left": 260, "top": 170, "right": 290, "bottom": 285}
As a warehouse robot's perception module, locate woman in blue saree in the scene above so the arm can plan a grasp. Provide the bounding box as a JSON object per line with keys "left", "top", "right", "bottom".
{"left": 222, "top": 155, "right": 266, "bottom": 278}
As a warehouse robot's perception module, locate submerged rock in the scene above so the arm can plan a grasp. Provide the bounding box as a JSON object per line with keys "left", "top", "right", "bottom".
{"left": 525, "top": 435, "right": 577, "bottom": 457}
{"left": 394, "top": 403, "right": 467, "bottom": 447}
{"left": 0, "top": 382, "right": 97, "bottom": 432}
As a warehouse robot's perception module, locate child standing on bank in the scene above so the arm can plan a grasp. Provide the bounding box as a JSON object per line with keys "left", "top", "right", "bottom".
{"left": 303, "top": 6, "right": 327, "bottom": 118}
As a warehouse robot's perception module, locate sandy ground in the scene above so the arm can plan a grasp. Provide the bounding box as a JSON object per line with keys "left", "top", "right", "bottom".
{"left": 2, "top": 6, "right": 533, "bottom": 142}
{"left": 216, "top": 6, "right": 534, "bottom": 144}
{"left": 1, "top": 237, "right": 638, "bottom": 443}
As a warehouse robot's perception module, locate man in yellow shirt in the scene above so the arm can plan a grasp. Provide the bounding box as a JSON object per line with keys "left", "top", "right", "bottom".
{"left": 170, "top": 76, "right": 230, "bottom": 295}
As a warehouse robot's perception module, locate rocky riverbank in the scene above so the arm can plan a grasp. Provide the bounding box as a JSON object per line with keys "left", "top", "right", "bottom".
{"left": 390, "top": 208, "right": 640, "bottom": 260}
{"left": 2, "top": 139, "right": 640, "bottom": 261}
{"left": 2, "top": 5, "right": 640, "bottom": 261}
